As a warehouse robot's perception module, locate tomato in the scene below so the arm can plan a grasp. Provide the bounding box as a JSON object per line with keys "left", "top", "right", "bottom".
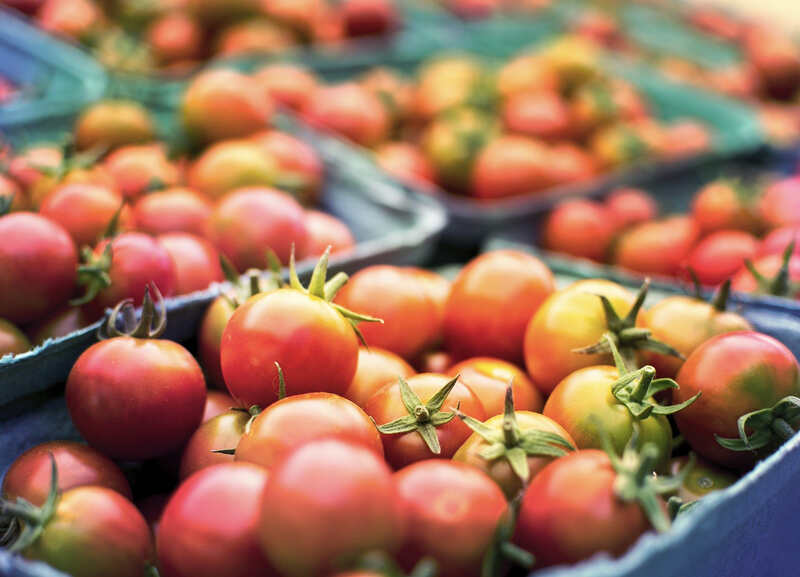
{"left": 613, "top": 216, "right": 700, "bottom": 277}
{"left": 39, "top": 183, "right": 127, "bottom": 248}
{"left": 304, "top": 210, "right": 356, "bottom": 258}
{"left": 76, "top": 232, "right": 176, "bottom": 321}
{"left": 254, "top": 64, "right": 318, "bottom": 111}
{"left": 542, "top": 199, "right": 615, "bottom": 261}
{"left": 661, "top": 121, "right": 712, "bottom": 158}
{"left": 374, "top": 142, "right": 436, "bottom": 187}
{"left": 2, "top": 441, "right": 131, "bottom": 506}
{"left": 341, "top": 0, "right": 398, "bottom": 37}
{"left": 66, "top": 294, "right": 207, "bottom": 460}
{"left": 29, "top": 162, "right": 117, "bottom": 210}
{"left": 744, "top": 27, "right": 800, "bottom": 100}
{"left": 158, "top": 233, "right": 223, "bottom": 296}
{"left": 0, "top": 212, "right": 77, "bottom": 325}
{"left": 570, "top": 80, "right": 646, "bottom": 135}
{"left": 668, "top": 456, "right": 737, "bottom": 504}
{"left": 258, "top": 438, "right": 405, "bottom": 577}
{"left": 221, "top": 253, "right": 364, "bottom": 407}
{"left": 208, "top": 187, "right": 308, "bottom": 270}
{"left": 412, "top": 56, "right": 491, "bottom": 122}
{"left": 133, "top": 187, "right": 212, "bottom": 237}
{"left": 199, "top": 297, "right": 236, "bottom": 389}
{"left": 262, "top": 0, "right": 322, "bottom": 37}
{"left": 604, "top": 187, "right": 657, "bottom": 232}
{"left": 541, "top": 143, "right": 597, "bottom": 187}
{"left": 74, "top": 100, "right": 156, "bottom": 151}
{"left": 444, "top": 250, "right": 555, "bottom": 364}
{"left": 303, "top": 83, "right": 390, "bottom": 147}
{"left": 360, "top": 68, "right": 413, "bottom": 126}
{"left": 759, "top": 227, "right": 800, "bottom": 257}
{"left": 250, "top": 130, "right": 324, "bottom": 206}
{"left": 104, "top": 144, "right": 180, "bottom": 201}
{"left": 447, "top": 357, "right": 542, "bottom": 416}
{"left": 0, "top": 173, "right": 28, "bottom": 211}
{"left": 394, "top": 460, "right": 508, "bottom": 577}
{"left": 691, "top": 179, "right": 762, "bottom": 235}
{"left": 179, "top": 409, "right": 252, "bottom": 479}
{"left": 345, "top": 347, "right": 416, "bottom": 408}
{"left": 146, "top": 12, "right": 203, "bottom": 64}
{"left": 674, "top": 331, "right": 800, "bottom": 469}
{"left": 0, "top": 318, "right": 30, "bottom": 356}
{"left": 416, "top": 350, "right": 453, "bottom": 373}
{"left": 684, "top": 230, "right": 759, "bottom": 287}
{"left": 203, "top": 389, "right": 238, "bottom": 422}
{"left": 471, "top": 135, "right": 552, "bottom": 199}
{"left": 541, "top": 36, "right": 600, "bottom": 90}
{"left": 36, "top": 0, "right": 101, "bottom": 40}
{"left": 759, "top": 177, "right": 800, "bottom": 229}
{"left": 502, "top": 90, "right": 572, "bottom": 141}
{"left": 731, "top": 252, "right": 800, "bottom": 299}
{"left": 7, "top": 145, "right": 62, "bottom": 192}
{"left": 158, "top": 463, "right": 275, "bottom": 577}
{"left": 590, "top": 122, "right": 657, "bottom": 168}
{"left": 215, "top": 20, "right": 295, "bottom": 57}
{"left": 366, "top": 373, "right": 486, "bottom": 468}
{"left": 336, "top": 265, "right": 443, "bottom": 360}
{"left": 182, "top": 69, "right": 272, "bottom": 144}
{"left": 188, "top": 139, "right": 279, "bottom": 199}
{"left": 27, "top": 307, "right": 88, "bottom": 345}
{"left": 496, "top": 54, "right": 558, "bottom": 99}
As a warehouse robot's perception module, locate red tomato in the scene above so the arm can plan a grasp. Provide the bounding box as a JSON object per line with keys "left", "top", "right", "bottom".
{"left": 302, "top": 83, "right": 390, "bottom": 147}
{"left": 443, "top": 250, "right": 555, "bottom": 363}
{"left": 604, "top": 187, "right": 657, "bottom": 231}
{"left": 158, "top": 233, "right": 223, "bottom": 295}
{"left": 203, "top": 389, "right": 238, "bottom": 423}
{"left": 340, "top": 0, "right": 398, "bottom": 37}
{"left": 180, "top": 409, "right": 251, "bottom": 479}
{"left": 760, "top": 177, "right": 800, "bottom": 229}
{"left": 215, "top": 20, "right": 295, "bottom": 57}
{"left": 394, "top": 460, "right": 508, "bottom": 577}
{"left": 0, "top": 212, "right": 77, "bottom": 325}
{"left": 182, "top": 69, "right": 272, "bottom": 144}
{"left": 365, "top": 373, "right": 486, "bottom": 468}
{"left": 674, "top": 332, "right": 800, "bottom": 469}
{"left": 417, "top": 350, "right": 453, "bottom": 373}
{"left": 259, "top": 438, "right": 404, "bottom": 576}
{"left": 542, "top": 199, "right": 615, "bottom": 261}
{"left": 304, "top": 210, "right": 356, "bottom": 258}
{"left": 684, "top": 230, "right": 759, "bottom": 286}
{"left": 744, "top": 27, "right": 800, "bottom": 100}
{"left": 497, "top": 54, "right": 559, "bottom": 99}
{"left": 250, "top": 130, "right": 324, "bottom": 205}
{"left": 187, "top": 139, "right": 279, "bottom": 200}
{"left": 7, "top": 145, "right": 62, "bottom": 192}
{"left": 2, "top": 441, "right": 131, "bottom": 506}
{"left": 613, "top": 216, "right": 700, "bottom": 277}
{"left": 146, "top": 12, "right": 203, "bottom": 64}
{"left": 502, "top": 90, "right": 573, "bottom": 141}
{"left": 345, "top": 347, "right": 416, "bottom": 408}
{"left": 541, "top": 143, "right": 597, "bottom": 187}
{"left": 471, "top": 135, "right": 551, "bottom": 199}
{"left": 27, "top": 307, "right": 88, "bottom": 345}
{"left": 691, "top": 179, "right": 761, "bottom": 235}
{"left": 36, "top": 0, "right": 101, "bottom": 40}
{"left": 0, "top": 318, "right": 29, "bottom": 356}
{"left": 73, "top": 100, "right": 155, "bottom": 151}
{"left": 759, "top": 227, "right": 800, "bottom": 257}
{"left": 236, "top": 393, "right": 382, "bottom": 468}
{"left": 661, "top": 121, "right": 711, "bottom": 158}
{"left": 447, "top": 357, "right": 543, "bottom": 416}
{"left": 39, "top": 183, "right": 127, "bottom": 248}
{"left": 208, "top": 187, "right": 308, "bottom": 270}
{"left": 731, "top": 253, "right": 800, "bottom": 298}
{"left": 133, "top": 187, "right": 212, "bottom": 237}
{"left": 198, "top": 296, "right": 236, "bottom": 389}
{"left": 254, "top": 64, "right": 318, "bottom": 111}
{"left": 159, "top": 463, "right": 275, "bottom": 577}
{"left": 104, "top": 144, "right": 180, "bottom": 200}
{"left": 374, "top": 142, "right": 436, "bottom": 187}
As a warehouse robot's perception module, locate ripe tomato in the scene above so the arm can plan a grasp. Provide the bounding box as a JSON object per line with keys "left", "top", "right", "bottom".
{"left": 3, "top": 441, "right": 131, "bottom": 506}
{"left": 758, "top": 227, "right": 800, "bottom": 257}
{"left": 27, "top": 307, "right": 88, "bottom": 345}
{"left": 613, "top": 216, "right": 700, "bottom": 277}
{"left": 158, "top": 233, "right": 223, "bottom": 296}
{"left": 684, "top": 230, "right": 759, "bottom": 287}
{"left": 36, "top": 0, "right": 101, "bottom": 40}
{"left": 182, "top": 69, "right": 272, "bottom": 144}
{"left": 412, "top": 56, "right": 489, "bottom": 121}
{"left": 203, "top": 389, "right": 238, "bottom": 423}
{"left": 208, "top": 187, "right": 308, "bottom": 270}
{"left": 731, "top": 252, "right": 800, "bottom": 298}
{"left": 589, "top": 122, "right": 657, "bottom": 168}
{"left": 571, "top": 80, "right": 648, "bottom": 134}
{"left": 394, "top": 460, "right": 508, "bottom": 577}
{"left": 0, "top": 212, "right": 77, "bottom": 325}
{"left": 541, "top": 143, "right": 597, "bottom": 187}
{"left": 255, "top": 64, "right": 318, "bottom": 111}
{"left": 471, "top": 135, "right": 551, "bottom": 199}
{"left": 199, "top": 297, "right": 236, "bottom": 389}
{"left": 360, "top": 67, "right": 413, "bottom": 127}
{"left": 304, "top": 210, "right": 356, "bottom": 258}
{"left": 104, "top": 144, "right": 180, "bottom": 200}
{"left": 374, "top": 142, "right": 436, "bottom": 187}
{"left": 187, "top": 139, "right": 279, "bottom": 199}
{"left": 661, "top": 121, "right": 712, "bottom": 158}
{"left": 0, "top": 173, "right": 28, "bottom": 211}
{"left": 604, "top": 187, "right": 657, "bottom": 232}
{"left": 447, "top": 357, "right": 542, "bottom": 416}
{"left": 668, "top": 455, "right": 737, "bottom": 504}
{"left": 345, "top": 347, "right": 416, "bottom": 408}
{"left": 250, "top": 130, "right": 324, "bottom": 206}
{"left": 158, "top": 463, "right": 275, "bottom": 577}
{"left": 366, "top": 373, "right": 486, "bottom": 468}
{"left": 674, "top": 331, "right": 800, "bottom": 469}
{"left": 133, "top": 187, "right": 212, "bottom": 237}
{"left": 502, "top": 90, "right": 573, "bottom": 141}
{"left": 303, "top": 83, "right": 390, "bottom": 147}
{"left": 73, "top": 100, "right": 155, "bottom": 151}
{"left": 146, "top": 12, "right": 203, "bottom": 64}
{"left": 341, "top": 0, "right": 398, "bottom": 37}
{"left": 496, "top": 54, "right": 558, "bottom": 99}
{"left": 258, "top": 438, "right": 405, "bottom": 577}
{"left": 39, "top": 183, "right": 128, "bottom": 248}
{"left": 542, "top": 199, "right": 615, "bottom": 261}
{"left": 7, "top": 145, "right": 62, "bottom": 193}
{"left": 180, "top": 409, "right": 252, "bottom": 479}
{"left": 691, "top": 179, "right": 762, "bottom": 235}
{"left": 759, "top": 177, "right": 800, "bottom": 229}
{"left": 744, "top": 27, "right": 800, "bottom": 100}
{"left": 215, "top": 20, "right": 295, "bottom": 57}
{"left": 29, "top": 162, "right": 117, "bottom": 210}
{"left": 444, "top": 251, "right": 555, "bottom": 364}
{"left": 0, "top": 318, "right": 29, "bottom": 356}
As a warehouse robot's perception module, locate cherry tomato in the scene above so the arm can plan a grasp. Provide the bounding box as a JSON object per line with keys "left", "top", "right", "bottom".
{"left": 412, "top": 56, "right": 490, "bottom": 121}
{"left": 502, "top": 90, "right": 573, "bottom": 141}
{"left": 684, "top": 230, "right": 759, "bottom": 287}
{"left": 3, "top": 441, "right": 131, "bottom": 506}
{"left": 187, "top": 139, "right": 279, "bottom": 199}
{"left": 542, "top": 143, "right": 597, "bottom": 187}
{"left": 36, "top": 0, "right": 101, "bottom": 40}
{"left": 447, "top": 357, "right": 542, "bottom": 416}
{"left": 303, "top": 83, "right": 390, "bottom": 147}
{"left": 215, "top": 20, "right": 295, "bottom": 57}
{"left": 179, "top": 409, "right": 251, "bottom": 479}
{"left": 604, "top": 187, "right": 657, "bottom": 232}
{"left": 691, "top": 179, "right": 762, "bottom": 235}
{"left": 203, "top": 389, "right": 238, "bottom": 423}
{"left": 341, "top": 0, "right": 398, "bottom": 37}
{"left": 258, "top": 438, "right": 405, "bottom": 577}
{"left": 571, "top": 80, "right": 648, "bottom": 135}
{"left": 758, "top": 227, "right": 800, "bottom": 257}
{"left": 590, "top": 122, "right": 658, "bottom": 168}
{"left": 496, "top": 54, "right": 558, "bottom": 99}
{"left": 146, "top": 12, "right": 203, "bottom": 64}
{"left": 104, "top": 144, "right": 180, "bottom": 201}
{"left": 0, "top": 173, "right": 28, "bottom": 211}
{"left": 744, "top": 27, "right": 800, "bottom": 100}
{"left": 74, "top": 100, "right": 155, "bottom": 151}
{"left": 133, "top": 187, "right": 212, "bottom": 237}
{"left": 731, "top": 253, "right": 800, "bottom": 298}
{"left": 250, "top": 130, "right": 324, "bottom": 205}
{"left": 374, "top": 142, "right": 436, "bottom": 187}
{"left": 542, "top": 199, "right": 615, "bottom": 261}
{"left": 365, "top": 373, "right": 486, "bottom": 468}
{"left": 471, "top": 135, "right": 551, "bottom": 199}
{"left": 158, "top": 463, "right": 275, "bottom": 577}
{"left": 360, "top": 67, "right": 413, "bottom": 127}
{"left": 199, "top": 296, "right": 236, "bottom": 389}
{"left": 27, "top": 307, "right": 88, "bottom": 345}
{"left": 613, "top": 216, "right": 700, "bottom": 277}
{"left": 345, "top": 347, "right": 416, "bottom": 408}
{"left": 158, "top": 233, "right": 223, "bottom": 296}
{"left": 7, "top": 145, "right": 62, "bottom": 193}
{"left": 444, "top": 250, "right": 555, "bottom": 364}
{"left": 661, "top": 121, "right": 712, "bottom": 158}
{"left": 39, "top": 183, "right": 128, "bottom": 248}
{"left": 254, "top": 64, "right": 318, "bottom": 111}
{"left": 759, "top": 176, "right": 800, "bottom": 229}
{"left": 0, "top": 318, "right": 30, "bottom": 356}
{"left": 304, "top": 210, "right": 356, "bottom": 258}
{"left": 0, "top": 212, "right": 77, "bottom": 325}
{"left": 30, "top": 162, "right": 117, "bottom": 210}
{"left": 668, "top": 456, "right": 737, "bottom": 504}
{"left": 674, "top": 331, "right": 800, "bottom": 469}
{"left": 394, "top": 460, "right": 508, "bottom": 577}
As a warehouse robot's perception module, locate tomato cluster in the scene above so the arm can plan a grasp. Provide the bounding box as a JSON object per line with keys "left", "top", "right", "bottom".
{"left": 3, "top": 248, "right": 798, "bottom": 576}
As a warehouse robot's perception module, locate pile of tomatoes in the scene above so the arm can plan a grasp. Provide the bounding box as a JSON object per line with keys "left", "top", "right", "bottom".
{"left": 0, "top": 70, "right": 358, "bottom": 357}
{"left": 541, "top": 174, "right": 800, "bottom": 298}
{"left": 2, "top": 0, "right": 399, "bottom": 73}
{"left": 419, "top": 0, "right": 551, "bottom": 20}
{"left": 3, "top": 247, "right": 799, "bottom": 577}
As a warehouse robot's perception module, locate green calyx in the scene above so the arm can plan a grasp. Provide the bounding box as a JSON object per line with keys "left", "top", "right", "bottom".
{"left": 100, "top": 283, "right": 167, "bottom": 339}
{"left": 574, "top": 279, "right": 685, "bottom": 370}
{"left": 604, "top": 335, "right": 701, "bottom": 420}
{"left": 1, "top": 454, "right": 60, "bottom": 553}
{"left": 457, "top": 386, "right": 575, "bottom": 483}
{"left": 716, "top": 395, "right": 800, "bottom": 453}
{"left": 71, "top": 243, "right": 113, "bottom": 306}
{"left": 219, "top": 251, "right": 282, "bottom": 310}
{"left": 344, "top": 550, "right": 439, "bottom": 577}
{"left": 743, "top": 241, "right": 800, "bottom": 298}
{"left": 376, "top": 376, "right": 461, "bottom": 455}
{"left": 33, "top": 138, "right": 108, "bottom": 182}
{"left": 213, "top": 404, "right": 263, "bottom": 455}
{"left": 481, "top": 495, "right": 535, "bottom": 577}
{"left": 686, "top": 270, "right": 733, "bottom": 313}
{"left": 605, "top": 426, "right": 695, "bottom": 534}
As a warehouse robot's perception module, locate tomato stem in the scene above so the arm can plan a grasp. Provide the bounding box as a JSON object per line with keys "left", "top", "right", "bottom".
{"left": 771, "top": 417, "right": 796, "bottom": 442}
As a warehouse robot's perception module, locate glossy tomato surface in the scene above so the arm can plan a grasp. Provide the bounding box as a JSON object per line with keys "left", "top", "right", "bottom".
{"left": 179, "top": 409, "right": 250, "bottom": 479}
{"left": 198, "top": 296, "right": 236, "bottom": 389}
{"left": 447, "top": 357, "right": 542, "bottom": 417}
{"left": 158, "top": 232, "right": 223, "bottom": 295}
{"left": 0, "top": 318, "right": 30, "bottom": 356}
{"left": 344, "top": 347, "right": 416, "bottom": 408}
{"left": 39, "top": 183, "right": 127, "bottom": 248}
{"left": 133, "top": 187, "right": 212, "bottom": 237}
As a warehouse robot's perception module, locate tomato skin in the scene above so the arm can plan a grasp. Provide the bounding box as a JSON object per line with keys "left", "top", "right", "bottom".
{"left": 674, "top": 331, "right": 800, "bottom": 469}
{"left": 133, "top": 187, "right": 212, "bottom": 237}
{"left": 251, "top": 130, "right": 324, "bottom": 205}
{"left": 514, "top": 450, "right": 652, "bottom": 567}
{"left": 158, "top": 233, "right": 223, "bottom": 296}
{"left": 303, "top": 83, "right": 390, "bottom": 147}
{"left": 503, "top": 90, "right": 573, "bottom": 141}
{"left": 365, "top": 373, "right": 486, "bottom": 469}
{"left": 203, "top": 389, "right": 238, "bottom": 423}
{"left": 0, "top": 212, "right": 77, "bottom": 325}
{"left": 691, "top": 180, "right": 761, "bottom": 235}
{"left": 0, "top": 173, "right": 28, "bottom": 212}
{"left": 146, "top": 12, "right": 203, "bottom": 64}
{"left": 208, "top": 187, "right": 309, "bottom": 270}
{"left": 66, "top": 337, "right": 207, "bottom": 460}
{"left": 447, "top": 357, "right": 543, "bottom": 417}
{"left": 497, "top": 54, "right": 558, "bottom": 99}
{"left": 661, "top": 121, "right": 711, "bottom": 158}
{"left": 613, "top": 216, "right": 700, "bottom": 277}
{"left": 27, "top": 307, "right": 88, "bottom": 345}
{"left": 453, "top": 411, "right": 574, "bottom": 498}
{"left": 345, "top": 347, "right": 416, "bottom": 408}
{"left": 604, "top": 187, "right": 657, "bottom": 232}
{"left": 30, "top": 164, "right": 118, "bottom": 210}
{"left": 24, "top": 486, "right": 153, "bottom": 577}
{"left": 731, "top": 253, "right": 800, "bottom": 297}
{"left": 104, "top": 145, "right": 180, "bottom": 201}
{"left": 638, "top": 296, "right": 752, "bottom": 377}
{"left": 471, "top": 135, "right": 552, "bottom": 199}
{"left": 542, "top": 199, "right": 615, "bottom": 262}
{"left": 304, "top": 210, "right": 356, "bottom": 258}
{"left": 669, "top": 456, "right": 737, "bottom": 503}
{"left": 38, "top": 183, "right": 125, "bottom": 248}
{"left": 74, "top": 100, "right": 155, "bottom": 151}
{"left": 444, "top": 250, "right": 555, "bottom": 364}
{"left": 336, "top": 266, "right": 443, "bottom": 360}
{"left": 341, "top": 0, "right": 398, "bottom": 37}
{"left": 221, "top": 289, "right": 359, "bottom": 407}
{"left": 188, "top": 139, "right": 278, "bottom": 200}
{"left": 179, "top": 410, "right": 250, "bottom": 479}
{"left": 159, "top": 463, "right": 276, "bottom": 577}
{"left": 375, "top": 142, "right": 436, "bottom": 187}
{"left": 215, "top": 20, "right": 295, "bottom": 57}
{"left": 684, "top": 230, "right": 758, "bottom": 287}
{"left": 524, "top": 280, "right": 636, "bottom": 395}
{"left": 759, "top": 177, "right": 800, "bottom": 229}
{"left": 35, "top": 0, "right": 101, "bottom": 40}
{"left": 394, "top": 460, "right": 508, "bottom": 577}
{"left": 8, "top": 146, "right": 62, "bottom": 193}
{"left": 255, "top": 64, "right": 318, "bottom": 111}
{"left": 412, "top": 56, "right": 488, "bottom": 121}
{"left": 0, "top": 318, "right": 30, "bottom": 356}
{"left": 758, "top": 227, "right": 800, "bottom": 257}
{"left": 258, "top": 438, "right": 405, "bottom": 577}
{"left": 3, "top": 441, "right": 131, "bottom": 506}
{"left": 198, "top": 296, "right": 236, "bottom": 389}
